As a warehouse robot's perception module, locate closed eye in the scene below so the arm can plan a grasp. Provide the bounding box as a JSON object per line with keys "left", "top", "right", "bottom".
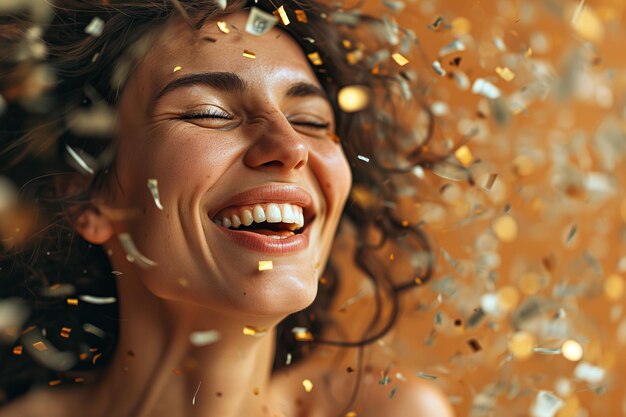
{"left": 292, "top": 121, "right": 330, "bottom": 129}
{"left": 179, "top": 107, "right": 233, "bottom": 120}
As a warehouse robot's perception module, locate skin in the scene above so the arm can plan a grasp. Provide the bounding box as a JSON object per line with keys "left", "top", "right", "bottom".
{"left": 0, "top": 10, "right": 454, "bottom": 417}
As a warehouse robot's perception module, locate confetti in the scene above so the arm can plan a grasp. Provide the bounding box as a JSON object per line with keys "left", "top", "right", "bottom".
{"left": 147, "top": 179, "right": 164, "bottom": 210}
{"left": 291, "top": 327, "right": 314, "bottom": 341}
{"left": 192, "top": 381, "right": 202, "bottom": 405}
{"left": 415, "top": 372, "right": 437, "bottom": 380}
{"left": 216, "top": 21, "right": 230, "bottom": 33}
{"left": 391, "top": 52, "right": 409, "bottom": 66}
{"left": 258, "top": 260, "right": 273, "bottom": 271}
{"left": 530, "top": 391, "right": 563, "bottom": 417}
{"left": 242, "top": 325, "right": 267, "bottom": 337}
{"left": 215, "top": 0, "right": 227, "bottom": 9}
{"left": 189, "top": 330, "right": 221, "bottom": 347}
{"left": 561, "top": 340, "right": 583, "bottom": 361}
{"left": 12, "top": 345, "right": 22, "bottom": 355}
{"left": 337, "top": 85, "right": 370, "bottom": 113}
{"left": 173, "top": 66, "right": 182, "bottom": 73}
{"left": 357, "top": 155, "right": 370, "bottom": 162}
{"left": 242, "top": 50, "right": 256, "bottom": 59}
{"left": 274, "top": 6, "right": 290, "bottom": 26}
{"left": 84, "top": 17, "right": 105, "bottom": 36}
{"left": 432, "top": 60, "right": 446, "bottom": 76}
{"left": 60, "top": 327, "right": 71, "bottom": 338}
{"left": 573, "top": 362, "right": 605, "bottom": 384}
{"left": 493, "top": 215, "right": 517, "bottom": 242}
{"left": 508, "top": 331, "right": 535, "bottom": 360}
{"left": 438, "top": 39, "right": 466, "bottom": 56}
{"left": 604, "top": 274, "right": 624, "bottom": 300}
{"left": 78, "top": 295, "right": 117, "bottom": 305}
{"left": 302, "top": 379, "right": 313, "bottom": 392}
{"left": 454, "top": 145, "right": 473, "bottom": 167}
{"left": 245, "top": 7, "right": 278, "bottom": 36}
{"left": 472, "top": 78, "right": 501, "bottom": 99}
{"left": 65, "top": 145, "right": 95, "bottom": 175}
{"left": 295, "top": 10, "right": 307, "bottom": 23}
{"left": 285, "top": 353, "right": 292, "bottom": 365}
{"left": 118, "top": 233, "right": 158, "bottom": 268}
{"left": 83, "top": 323, "right": 106, "bottom": 338}
{"left": 307, "top": 52, "right": 323, "bottom": 66}
{"left": 66, "top": 298, "right": 79, "bottom": 306}
{"left": 495, "top": 66, "right": 515, "bottom": 81}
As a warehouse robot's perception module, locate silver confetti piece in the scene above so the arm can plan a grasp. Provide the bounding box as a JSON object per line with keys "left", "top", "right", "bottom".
{"left": 245, "top": 7, "right": 278, "bottom": 36}
{"left": 147, "top": 178, "right": 164, "bottom": 210}
{"left": 118, "top": 233, "right": 158, "bottom": 268}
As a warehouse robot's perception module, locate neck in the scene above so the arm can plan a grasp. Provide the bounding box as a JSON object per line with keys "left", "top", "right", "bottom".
{"left": 89, "top": 273, "right": 280, "bottom": 417}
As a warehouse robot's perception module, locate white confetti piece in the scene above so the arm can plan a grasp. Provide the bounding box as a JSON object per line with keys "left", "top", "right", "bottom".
{"left": 84, "top": 17, "right": 105, "bottom": 36}
{"left": 472, "top": 78, "right": 501, "bottom": 99}
{"left": 147, "top": 179, "right": 164, "bottom": 210}
{"left": 118, "top": 233, "right": 158, "bottom": 268}
{"left": 189, "top": 330, "right": 221, "bottom": 347}
{"left": 78, "top": 295, "right": 117, "bottom": 305}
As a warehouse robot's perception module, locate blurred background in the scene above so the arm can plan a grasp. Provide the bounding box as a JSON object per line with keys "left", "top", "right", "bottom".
{"left": 329, "top": 0, "right": 626, "bottom": 416}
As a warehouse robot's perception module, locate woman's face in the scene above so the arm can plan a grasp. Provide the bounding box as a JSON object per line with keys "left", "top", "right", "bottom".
{"left": 104, "top": 11, "right": 352, "bottom": 318}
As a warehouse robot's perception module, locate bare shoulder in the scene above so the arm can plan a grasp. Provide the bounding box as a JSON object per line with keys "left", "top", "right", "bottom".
{"left": 353, "top": 368, "right": 455, "bottom": 417}
{"left": 272, "top": 355, "right": 454, "bottom": 417}
{"left": 0, "top": 386, "right": 83, "bottom": 417}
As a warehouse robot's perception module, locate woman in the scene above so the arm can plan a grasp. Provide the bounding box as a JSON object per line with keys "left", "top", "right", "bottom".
{"left": 0, "top": 1, "right": 454, "bottom": 416}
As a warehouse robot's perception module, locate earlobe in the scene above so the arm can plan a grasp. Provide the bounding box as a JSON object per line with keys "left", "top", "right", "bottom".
{"left": 74, "top": 208, "right": 115, "bottom": 245}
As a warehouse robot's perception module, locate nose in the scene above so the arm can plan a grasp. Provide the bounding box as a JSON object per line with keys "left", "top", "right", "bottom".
{"left": 243, "top": 112, "right": 308, "bottom": 172}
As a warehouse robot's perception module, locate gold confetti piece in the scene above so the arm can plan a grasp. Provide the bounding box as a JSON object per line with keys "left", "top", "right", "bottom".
{"left": 216, "top": 21, "right": 230, "bottom": 33}
{"left": 60, "top": 327, "right": 71, "bottom": 338}
{"left": 512, "top": 154, "right": 535, "bottom": 176}
{"left": 274, "top": 6, "right": 290, "bottom": 25}
{"left": 495, "top": 66, "right": 515, "bottom": 81}
{"left": 519, "top": 271, "right": 542, "bottom": 295}
{"left": 562, "top": 340, "right": 583, "bottom": 361}
{"left": 258, "top": 260, "right": 273, "bottom": 271}
{"left": 454, "top": 145, "right": 473, "bottom": 167}
{"left": 493, "top": 215, "right": 517, "bottom": 242}
{"left": 147, "top": 179, "right": 164, "bottom": 210}
{"left": 242, "top": 50, "right": 256, "bottom": 59}
{"left": 571, "top": 4, "right": 604, "bottom": 42}
{"left": 337, "top": 85, "right": 370, "bottom": 113}
{"left": 497, "top": 286, "right": 520, "bottom": 311}
{"left": 92, "top": 352, "right": 102, "bottom": 364}
{"left": 295, "top": 9, "right": 307, "bottom": 23}
{"left": 345, "top": 412, "right": 358, "bottom": 417}
{"left": 84, "top": 17, "right": 105, "bottom": 36}
{"left": 302, "top": 379, "right": 313, "bottom": 392}
{"left": 243, "top": 325, "right": 267, "bottom": 337}
{"left": 33, "top": 341, "right": 47, "bottom": 351}
{"left": 307, "top": 52, "right": 323, "bottom": 66}
{"left": 291, "top": 327, "right": 314, "bottom": 341}
{"left": 48, "top": 380, "right": 61, "bottom": 386}
{"left": 451, "top": 17, "right": 471, "bottom": 35}
{"left": 604, "top": 274, "right": 624, "bottom": 300}
{"left": 508, "top": 331, "right": 535, "bottom": 360}
{"left": 345, "top": 49, "right": 363, "bottom": 65}
{"left": 12, "top": 345, "right": 22, "bottom": 355}
{"left": 118, "top": 233, "right": 158, "bottom": 268}
{"left": 391, "top": 52, "right": 409, "bottom": 66}
{"left": 66, "top": 298, "right": 79, "bottom": 306}
{"left": 173, "top": 66, "right": 182, "bottom": 73}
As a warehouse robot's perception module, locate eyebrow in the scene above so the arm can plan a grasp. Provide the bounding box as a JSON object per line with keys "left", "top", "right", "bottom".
{"left": 154, "top": 71, "right": 328, "bottom": 102}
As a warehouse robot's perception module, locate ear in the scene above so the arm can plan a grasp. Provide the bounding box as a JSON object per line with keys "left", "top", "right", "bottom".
{"left": 73, "top": 207, "right": 115, "bottom": 244}
{"left": 54, "top": 173, "right": 115, "bottom": 245}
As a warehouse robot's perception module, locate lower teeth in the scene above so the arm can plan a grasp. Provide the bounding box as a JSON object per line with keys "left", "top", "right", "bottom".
{"left": 269, "top": 235, "right": 290, "bottom": 240}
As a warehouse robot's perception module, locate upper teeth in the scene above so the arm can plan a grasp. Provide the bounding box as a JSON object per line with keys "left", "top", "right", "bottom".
{"left": 213, "top": 203, "right": 305, "bottom": 230}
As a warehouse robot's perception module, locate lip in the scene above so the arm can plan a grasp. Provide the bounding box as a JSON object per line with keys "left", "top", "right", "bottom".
{"left": 208, "top": 183, "right": 315, "bottom": 222}
{"left": 215, "top": 220, "right": 313, "bottom": 254}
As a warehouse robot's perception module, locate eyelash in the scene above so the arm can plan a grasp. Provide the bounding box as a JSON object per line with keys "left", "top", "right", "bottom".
{"left": 179, "top": 110, "right": 330, "bottom": 130}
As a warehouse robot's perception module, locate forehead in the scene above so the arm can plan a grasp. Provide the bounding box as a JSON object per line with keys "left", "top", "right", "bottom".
{"left": 136, "top": 11, "right": 320, "bottom": 95}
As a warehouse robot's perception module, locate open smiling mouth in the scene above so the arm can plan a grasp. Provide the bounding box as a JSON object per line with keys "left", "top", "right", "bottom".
{"left": 211, "top": 202, "right": 314, "bottom": 240}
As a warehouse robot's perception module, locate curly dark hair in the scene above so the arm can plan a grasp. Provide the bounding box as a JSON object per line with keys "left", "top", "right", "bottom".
{"left": 0, "top": 0, "right": 441, "bottom": 406}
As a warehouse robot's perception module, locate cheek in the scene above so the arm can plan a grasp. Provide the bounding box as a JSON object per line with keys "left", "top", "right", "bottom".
{"left": 312, "top": 144, "right": 352, "bottom": 215}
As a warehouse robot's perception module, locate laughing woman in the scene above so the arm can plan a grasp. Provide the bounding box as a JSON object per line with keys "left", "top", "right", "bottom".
{"left": 0, "top": 1, "right": 454, "bottom": 416}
